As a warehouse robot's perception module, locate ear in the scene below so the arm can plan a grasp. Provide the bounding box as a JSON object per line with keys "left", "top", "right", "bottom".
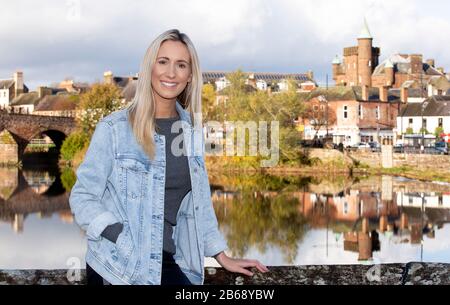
{"left": 188, "top": 73, "right": 193, "bottom": 83}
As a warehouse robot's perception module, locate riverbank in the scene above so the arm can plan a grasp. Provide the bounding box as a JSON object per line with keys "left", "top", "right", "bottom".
{"left": 1, "top": 262, "right": 448, "bottom": 285}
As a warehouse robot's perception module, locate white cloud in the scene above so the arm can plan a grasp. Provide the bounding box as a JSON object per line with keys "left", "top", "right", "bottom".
{"left": 0, "top": 0, "right": 449, "bottom": 89}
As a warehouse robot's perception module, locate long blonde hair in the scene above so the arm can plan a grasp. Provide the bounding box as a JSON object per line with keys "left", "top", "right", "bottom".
{"left": 127, "top": 29, "right": 203, "bottom": 160}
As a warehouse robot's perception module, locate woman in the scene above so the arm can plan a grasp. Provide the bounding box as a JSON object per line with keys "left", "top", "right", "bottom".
{"left": 69, "top": 29, "right": 269, "bottom": 285}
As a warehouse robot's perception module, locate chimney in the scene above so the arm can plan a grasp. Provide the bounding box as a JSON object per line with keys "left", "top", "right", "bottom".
{"left": 37, "top": 86, "right": 51, "bottom": 98}
{"left": 409, "top": 54, "right": 423, "bottom": 74}
{"left": 400, "top": 87, "right": 408, "bottom": 103}
{"left": 426, "top": 59, "right": 435, "bottom": 68}
{"left": 379, "top": 86, "right": 388, "bottom": 102}
{"left": 361, "top": 85, "right": 369, "bottom": 101}
{"left": 104, "top": 71, "right": 114, "bottom": 84}
{"left": 13, "top": 71, "right": 24, "bottom": 96}
{"left": 306, "top": 70, "right": 314, "bottom": 81}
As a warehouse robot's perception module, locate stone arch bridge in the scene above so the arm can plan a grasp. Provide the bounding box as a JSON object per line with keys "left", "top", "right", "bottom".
{"left": 0, "top": 112, "right": 78, "bottom": 160}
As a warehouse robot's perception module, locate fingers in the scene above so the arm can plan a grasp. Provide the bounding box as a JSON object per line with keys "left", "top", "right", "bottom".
{"left": 238, "top": 259, "right": 270, "bottom": 274}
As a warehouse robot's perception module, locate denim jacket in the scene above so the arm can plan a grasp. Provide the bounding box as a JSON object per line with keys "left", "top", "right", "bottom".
{"left": 69, "top": 101, "right": 228, "bottom": 285}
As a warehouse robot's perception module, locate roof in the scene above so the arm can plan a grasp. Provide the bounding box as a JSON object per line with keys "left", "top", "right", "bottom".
{"left": 34, "top": 95, "right": 77, "bottom": 111}
{"left": 358, "top": 18, "right": 373, "bottom": 39}
{"left": 303, "top": 86, "right": 404, "bottom": 102}
{"left": 202, "top": 71, "right": 314, "bottom": 84}
{"left": 9, "top": 92, "right": 40, "bottom": 106}
{"left": 332, "top": 55, "right": 341, "bottom": 64}
{"left": 112, "top": 76, "right": 138, "bottom": 88}
{"left": 399, "top": 95, "right": 450, "bottom": 117}
{"left": 0, "top": 79, "right": 14, "bottom": 89}
{"left": 373, "top": 54, "right": 445, "bottom": 76}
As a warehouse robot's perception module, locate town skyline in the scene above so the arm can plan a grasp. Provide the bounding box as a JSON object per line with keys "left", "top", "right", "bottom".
{"left": 1, "top": 0, "right": 450, "bottom": 90}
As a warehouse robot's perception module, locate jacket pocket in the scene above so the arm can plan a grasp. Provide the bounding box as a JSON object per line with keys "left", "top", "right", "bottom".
{"left": 116, "top": 155, "right": 151, "bottom": 208}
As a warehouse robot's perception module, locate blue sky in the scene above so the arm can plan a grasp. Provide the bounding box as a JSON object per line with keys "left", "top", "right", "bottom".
{"left": 1, "top": 0, "right": 449, "bottom": 89}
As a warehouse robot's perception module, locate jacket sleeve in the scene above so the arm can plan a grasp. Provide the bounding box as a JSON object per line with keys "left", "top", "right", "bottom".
{"left": 69, "top": 120, "right": 120, "bottom": 241}
{"left": 198, "top": 129, "right": 228, "bottom": 257}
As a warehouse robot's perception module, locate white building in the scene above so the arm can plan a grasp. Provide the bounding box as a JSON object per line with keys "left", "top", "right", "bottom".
{"left": 0, "top": 71, "right": 28, "bottom": 109}
{"left": 396, "top": 95, "right": 450, "bottom": 146}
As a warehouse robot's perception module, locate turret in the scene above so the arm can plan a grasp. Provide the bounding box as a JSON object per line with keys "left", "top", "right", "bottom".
{"left": 357, "top": 19, "right": 373, "bottom": 87}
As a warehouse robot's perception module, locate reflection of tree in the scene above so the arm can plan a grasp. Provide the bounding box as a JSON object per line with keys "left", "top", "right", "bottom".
{"left": 216, "top": 191, "right": 307, "bottom": 264}
{"left": 60, "top": 167, "right": 76, "bottom": 192}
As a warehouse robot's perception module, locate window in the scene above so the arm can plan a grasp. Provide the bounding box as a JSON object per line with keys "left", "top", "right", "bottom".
{"left": 423, "top": 118, "right": 427, "bottom": 130}
{"left": 376, "top": 106, "right": 380, "bottom": 120}
{"left": 409, "top": 118, "right": 413, "bottom": 126}
{"left": 359, "top": 105, "right": 363, "bottom": 119}
{"left": 343, "top": 105, "right": 348, "bottom": 119}
{"left": 438, "top": 118, "right": 443, "bottom": 128}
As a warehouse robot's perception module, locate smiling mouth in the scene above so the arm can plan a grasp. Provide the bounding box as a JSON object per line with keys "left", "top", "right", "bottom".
{"left": 161, "top": 81, "right": 178, "bottom": 88}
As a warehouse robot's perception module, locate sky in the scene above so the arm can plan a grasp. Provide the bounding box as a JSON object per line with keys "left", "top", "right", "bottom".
{"left": 1, "top": 0, "right": 450, "bottom": 90}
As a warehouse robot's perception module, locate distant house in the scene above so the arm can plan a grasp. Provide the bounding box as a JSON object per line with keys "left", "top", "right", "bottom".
{"left": 103, "top": 70, "right": 137, "bottom": 103}
{"left": 202, "top": 71, "right": 317, "bottom": 93}
{"left": 58, "top": 79, "right": 90, "bottom": 94}
{"left": 299, "top": 86, "right": 406, "bottom": 146}
{"left": 9, "top": 92, "right": 40, "bottom": 114}
{"left": 33, "top": 94, "right": 79, "bottom": 117}
{"left": 0, "top": 71, "right": 29, "bottom": 109}
{"left": 397, "top": 95, "right": 450, "bottom": 147}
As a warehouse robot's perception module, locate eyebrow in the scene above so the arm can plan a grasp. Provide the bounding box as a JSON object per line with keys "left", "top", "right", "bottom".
{"left": 157, "top": 56, "right": 191, "bottom": 64}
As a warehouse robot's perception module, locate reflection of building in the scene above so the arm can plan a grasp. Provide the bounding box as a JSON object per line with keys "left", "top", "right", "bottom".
{"left": 59, "top": 210, "right": 74, "bottom": 224}
{"left": 13, "top": 214, "right": 24, "bottom": 233}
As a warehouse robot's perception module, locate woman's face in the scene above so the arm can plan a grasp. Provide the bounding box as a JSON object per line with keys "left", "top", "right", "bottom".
{"left": 151, "top": 40, "right": 193, "bottom": 104}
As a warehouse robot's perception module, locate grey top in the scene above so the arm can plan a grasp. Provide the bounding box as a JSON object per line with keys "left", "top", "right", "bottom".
{"left": 156, "top": 114, "right": 192, "bottom": 255}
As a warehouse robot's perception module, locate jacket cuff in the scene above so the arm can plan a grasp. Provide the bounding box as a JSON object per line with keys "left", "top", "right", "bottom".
{"left": 86, "top": 211, "right": 120, "bottom": 241}
{"left": 204, "top": 233, "right": 228, "bottom": 257}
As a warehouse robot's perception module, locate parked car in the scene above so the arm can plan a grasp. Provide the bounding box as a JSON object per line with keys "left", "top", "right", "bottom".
{"left": 435, "top": 142, "right": 449, "bottom": 155}
{"left": 368, "top": 141, "right": 381, "bottom": 152}
{"left": 352, "top": 142, "right": 371, "bottom": 149}
{"left": 393, "top": 143, "right": 404, "bottom": 153}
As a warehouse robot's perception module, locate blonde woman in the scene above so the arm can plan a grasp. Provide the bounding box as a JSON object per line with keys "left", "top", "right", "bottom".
{"left": 69, "top": 29, "right": 269, "bottom": 285}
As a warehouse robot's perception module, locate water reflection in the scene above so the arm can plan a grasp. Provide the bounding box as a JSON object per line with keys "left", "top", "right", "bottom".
{"left": 1, "top": 165, "right": 449, "bottom": 269}
{"left": 211, "top": 174, "right": 450, "bottom": 265}
{"left": 0, "top": 166, "right": 84, "bottom": 269}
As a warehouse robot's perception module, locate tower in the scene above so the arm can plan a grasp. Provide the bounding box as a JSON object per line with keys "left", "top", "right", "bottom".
{"left": 357, "top": 19, "right": 373, "bottom": 87}
{"left": 332, "top": 55, "right": 341, "bottom": 82}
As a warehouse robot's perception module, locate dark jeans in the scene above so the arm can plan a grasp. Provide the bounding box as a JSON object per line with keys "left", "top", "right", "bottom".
{"left": 86, "top": 251, "right": 192, "bottom": 285}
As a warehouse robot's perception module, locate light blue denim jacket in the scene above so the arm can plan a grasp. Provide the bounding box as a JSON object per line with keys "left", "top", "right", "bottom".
{"left": 69, "top": 101, "right": 228, "bottom": 285}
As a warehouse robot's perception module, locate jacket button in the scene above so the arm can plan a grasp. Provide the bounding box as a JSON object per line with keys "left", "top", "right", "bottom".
{"left": 131, "top": 192, "right": 137, "bottom": 199}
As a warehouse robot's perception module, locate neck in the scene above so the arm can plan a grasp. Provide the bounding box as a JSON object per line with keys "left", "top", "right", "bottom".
{"left": 154, "top": 97, "right": 178, "bottom": 119}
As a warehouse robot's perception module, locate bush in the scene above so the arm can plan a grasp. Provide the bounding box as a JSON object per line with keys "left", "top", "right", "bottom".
{"left": 60, "top": 132, "right": 89, "bottom": 162}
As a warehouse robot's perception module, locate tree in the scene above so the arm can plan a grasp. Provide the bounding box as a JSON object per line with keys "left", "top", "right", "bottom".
{"left": 76, "top": 83, "right": 124, "bottom": 135}
{"left": 303, "top": 97, "right": 337, "bottom": 139}
{"left": 202, "top": 83, "right": 217, "bottom": 121}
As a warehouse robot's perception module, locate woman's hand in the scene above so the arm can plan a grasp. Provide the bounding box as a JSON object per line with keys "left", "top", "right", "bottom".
{"left": 214, "top": 251, "right": 269, "bottom": 277}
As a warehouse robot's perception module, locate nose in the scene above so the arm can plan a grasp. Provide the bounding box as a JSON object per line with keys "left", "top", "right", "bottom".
{"left": 166, "top": 63, "right": 176, "bottom": 79}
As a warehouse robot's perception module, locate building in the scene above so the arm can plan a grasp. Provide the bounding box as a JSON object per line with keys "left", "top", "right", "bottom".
{"left": 397, "top": 95, "right": 450, "bottom": 146}
{"left": 0, "top": 71, "right": 29, "bottom": 109}
{"left": 103, "top": 70, "right": 138, "bottom": 102}
{"left": 8, "top": 86, "right": 66, "bottom": 114}
{"left": 33, "top": 94, "right": 79, "bottom": 117}
{"left": 299, "top": 86, "right": 404, "bottom": 146}
{"left": 332, "top": 20, "right": 449, "bottom": 90}
{"left": 202, "top": 71, "right": 317, "bottom": 93}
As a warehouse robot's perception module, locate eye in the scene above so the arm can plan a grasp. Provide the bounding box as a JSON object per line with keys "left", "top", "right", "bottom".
{"left": 158, "top": 59, "right": 168, "bottom": 65}
{"left": 178, "top": 63, "right": 187, "bottom": 69}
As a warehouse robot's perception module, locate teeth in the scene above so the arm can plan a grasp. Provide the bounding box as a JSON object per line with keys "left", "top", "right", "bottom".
{"left": 161, "top": 82, "right": 177, "bottom": 87}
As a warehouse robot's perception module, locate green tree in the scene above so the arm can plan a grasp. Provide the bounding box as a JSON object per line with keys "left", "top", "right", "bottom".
{"left": 202, "top": 83, "right": 217, "bottom": 121}
{"left": 60, "top": 131, "right": 89, "bottom": 162}
{"left": 77, "top": 83, "right": 124, "bottom": 135}
{"left": 435, "top": 126, "right": 444, "bottom": 139}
